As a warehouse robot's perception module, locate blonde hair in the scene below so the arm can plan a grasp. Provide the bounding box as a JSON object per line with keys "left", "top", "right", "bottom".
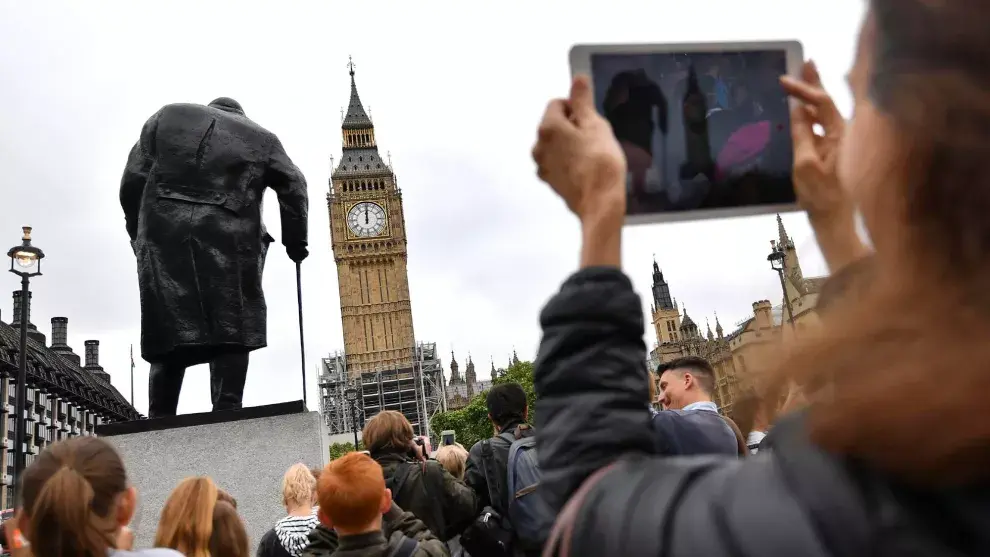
{"left": 435, "top": 444, "right": 468, "bottom": 480}
{"left": 281, "top": 463, "right": 317, "bottom": 508}
{"left": 155, "top": 477, "right": 219, "bottom": 557}
{"left": 362, "top": 410, "right": 414, "bottom": 453}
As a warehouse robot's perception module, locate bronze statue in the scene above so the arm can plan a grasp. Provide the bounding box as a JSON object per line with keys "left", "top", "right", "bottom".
{"left": 120, "top": 97, "right": 309, "bottom": 419}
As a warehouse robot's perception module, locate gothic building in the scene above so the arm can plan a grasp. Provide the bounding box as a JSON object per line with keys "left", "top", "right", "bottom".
{"left": 648, "top": 215, "right": 825, "bottom": 415}
{"left": 0, "top": 291, "right": 140, "bottom": 508}
{"left": 445, "top": 352, "right": 492, "bottom": 410}
{"left": 318, "top": 59, "right": 444, "bottom": 439}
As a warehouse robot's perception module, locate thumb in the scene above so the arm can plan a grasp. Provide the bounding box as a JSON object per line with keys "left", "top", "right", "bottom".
{"left": 569, "top": 75, "right": 596, "bottom": 120}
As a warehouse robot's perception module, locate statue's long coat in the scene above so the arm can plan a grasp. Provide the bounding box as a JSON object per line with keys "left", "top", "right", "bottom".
{"left": 120, "top": 101, "right": 308, "bottom": 365}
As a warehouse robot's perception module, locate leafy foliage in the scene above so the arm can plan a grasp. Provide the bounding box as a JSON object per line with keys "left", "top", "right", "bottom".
{"left": 328, "top": 440, "right": 364, "bottom": 461}
{"left": 431, "top": 360, "right": 536, "bottom": 450}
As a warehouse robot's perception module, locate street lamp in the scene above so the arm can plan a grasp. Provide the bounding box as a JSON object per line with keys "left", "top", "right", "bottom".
{"left": 7, "top": 227, "right": 44, "bottom": 492}
{"left": 767, "top": 240, "right": 795, "bottom": 331}
{"left": 344, "top": 387, "right": 359, "bottom": 449}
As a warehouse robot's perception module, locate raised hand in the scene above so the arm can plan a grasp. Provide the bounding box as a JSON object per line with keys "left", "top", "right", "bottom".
{"left": 781, "top": 60, "right": 850, "bottom": 220}
{"left": 532, "top": 75, "right": 626, "bottom": 224}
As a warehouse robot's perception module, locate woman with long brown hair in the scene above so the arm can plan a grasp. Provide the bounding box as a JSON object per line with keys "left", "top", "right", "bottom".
{"left": 156, "top": 477, "right": 248, "bottom": 557}
{"left": 14, "top": 436, "right": 182, "bottom": 557}
{"left": 529, "top": 0, "right": 990, "bottom": 554}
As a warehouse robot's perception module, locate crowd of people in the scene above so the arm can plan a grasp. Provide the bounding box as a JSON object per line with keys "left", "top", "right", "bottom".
{"left": 3, "top": 0, "right": 989, "bottom": 555}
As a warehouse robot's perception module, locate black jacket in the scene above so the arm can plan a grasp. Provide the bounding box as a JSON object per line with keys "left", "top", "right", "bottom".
{"left": 534, "top": 267, "right": 990, "bottom": 556}
{"left": 373, "top": 451, "right": 479, "bottom": 541}
{"left": 301, "top": 524, "right": 339, "bottom": 557}
{"left": 464, "top": 421, "right": 532, "bottom": 513}
{"left": 258, "top": 528, "right": 294, "bottom": 557}
{"left": 120, "top": 100, "right": 308, "bottom": 364}
{"left": 330, "top": 503, "right": 449, "bottom": 557}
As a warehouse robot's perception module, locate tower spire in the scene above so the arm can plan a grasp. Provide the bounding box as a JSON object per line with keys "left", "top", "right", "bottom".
{"left": 777, "top": 213, "right": 792, "bottom": 248}
{"left": 342, "top": 56, "right": 372, "bottom": 130}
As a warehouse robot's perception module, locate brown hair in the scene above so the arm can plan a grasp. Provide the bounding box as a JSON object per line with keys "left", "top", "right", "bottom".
{"left": 657, "top": 356, "right": 716, "bottom": 395}
{"left": 20, "top": 437, "right": 128, "bottom": 557}
{"left": 208, "top": 501, "right": 249, "bottom": 557}
{"left": 435, "top": 444, "right": 469, "bottom": 480}
{"left": 318, "top": 452, "right": 385, "bottom": 531}
{"left": 362, "top": 410, "right": 414, "bottom": 454}
{"left": 155, "top": 477, "right": 219, "bottom": 557}
{"left": 768, "top": 0, "right": 990, "bottom": 486}
{"left": 217, "top": 488, "right": 237, "bottom": 509}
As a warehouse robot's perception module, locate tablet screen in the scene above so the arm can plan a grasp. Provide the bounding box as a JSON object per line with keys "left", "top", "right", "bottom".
{"left": 590, "top": 50, "right": 795, "bottom": 219}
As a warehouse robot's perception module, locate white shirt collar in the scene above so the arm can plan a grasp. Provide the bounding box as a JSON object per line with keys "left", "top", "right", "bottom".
{"left": 681, "top": 401, "right": 718, "bottom": 413}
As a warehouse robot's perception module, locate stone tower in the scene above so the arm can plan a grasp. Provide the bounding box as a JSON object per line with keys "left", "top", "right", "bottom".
{"left": 449, "top": 351, "right": 463, "bottom": 385}
{"left": 328, "top": 59, "right": 416, "bottom": 377}
{"left": 650, "top": 259, "right": 683, "bottom": 345}
{"left": 465, "top": 355, "right": 477, "bottom": 385}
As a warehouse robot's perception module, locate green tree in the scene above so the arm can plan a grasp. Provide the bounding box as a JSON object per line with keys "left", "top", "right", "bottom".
{"left": 328, "top": 440, "right": 364, "bottom": 460}
{"left": 431, "top": 360, "right": 536, "bottom": 449}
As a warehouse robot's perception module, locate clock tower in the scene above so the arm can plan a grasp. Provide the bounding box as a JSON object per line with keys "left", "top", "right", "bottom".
{"left": 328, "top": 59, "right": 416, "bottom": 377}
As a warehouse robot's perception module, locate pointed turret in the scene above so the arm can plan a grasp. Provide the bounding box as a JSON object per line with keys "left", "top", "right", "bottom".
{"left": 715, "top": 312, "right": 724, "bottom": 338}
{"left": 331, "top": 57, "right": 388, "bottom": 180}
{"left": 449, "top": 351, "right": 462, "bottom": 385}
{"left": 651, "top": 259, "right": 674, "bottom": 310}
{"left": 706, "top": 318, "right": 714, "bottom": 340}
{"left": 343, "top": 56, "right": 373, "bottom": 130}
{"left": 776, "top": 213, "right": 792, "bottom": 249}
{"left": 465, "top": 354, "right": 477, "bottom": 385}
{"left": 680, "top": 306, "right": 699, "bottom": 338}
{"left": 511, "top": 349, "right": 520, "bottom": 366}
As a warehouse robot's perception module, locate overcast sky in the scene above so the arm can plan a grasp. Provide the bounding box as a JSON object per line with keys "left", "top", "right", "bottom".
{"left": 0, "top": 0, "right": 866, "bottom": 416}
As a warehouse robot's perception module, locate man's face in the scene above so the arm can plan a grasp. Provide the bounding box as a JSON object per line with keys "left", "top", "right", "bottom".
{"left": 658, "top": 369, "right": 690, "bottom": 410}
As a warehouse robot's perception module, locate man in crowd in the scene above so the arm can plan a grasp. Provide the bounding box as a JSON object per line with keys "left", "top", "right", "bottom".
{"left": 653, "top": 357, "right": 742, "bottom": 455}
{"left": 464, "top": 383, "right": 532, "bottom": 509}
{"left": 462, "top": 383, "right": 548, "bottom": 556}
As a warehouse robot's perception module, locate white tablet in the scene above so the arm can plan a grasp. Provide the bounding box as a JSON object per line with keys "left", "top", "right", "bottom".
{"left": 570, "top": 41, "right": 804, "bottom": 225}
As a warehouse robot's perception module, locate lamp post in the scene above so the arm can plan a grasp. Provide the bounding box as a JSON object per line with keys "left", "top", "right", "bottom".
{"left": 767, "top": 240, "right": 795, "bottom": 331}
{"left": 7, "top": 227, "right": 44, "bottom": 492}
{"left": 344, "top": 387, "right": 359, "bottom": 449}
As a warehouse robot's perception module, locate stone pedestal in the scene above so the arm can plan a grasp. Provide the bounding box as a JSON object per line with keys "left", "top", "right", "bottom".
{"left": 97, "top": 401, "right": 326, "bottom": 549}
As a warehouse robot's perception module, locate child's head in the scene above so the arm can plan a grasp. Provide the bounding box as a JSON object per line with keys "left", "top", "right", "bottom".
{"left": 19, "top": 437, "right": 136, "bottom": 557}
{"left": 317, "top": 452, "right": 391, "bottom": 535}
{"left": 156, "top": 476, "right": 246, "bottom": 557}
{"left": 281, "top": 463, "right": 317, "bottom": 509}
{"left": 435, "top": 444, "right": 468, "bottom": 480}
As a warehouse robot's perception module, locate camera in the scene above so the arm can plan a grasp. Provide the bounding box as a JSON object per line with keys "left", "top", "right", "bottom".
{"left": 441, "top": 430, "right": 456, "bottom": 446}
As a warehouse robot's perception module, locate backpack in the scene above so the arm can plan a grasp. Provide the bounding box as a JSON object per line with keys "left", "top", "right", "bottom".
{"left": 502, "top": 431, "right": 554, "bottom": 549}
{"left": 461, "top": 426, "right": 552, "bottom": 557}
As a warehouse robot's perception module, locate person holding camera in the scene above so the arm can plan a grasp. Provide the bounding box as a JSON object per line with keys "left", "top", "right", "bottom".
{"left": 361, "top": 411, "right": 478, "bottom": 543}
{"left": 528, "top": 0, "right": 990, "bottom": 553}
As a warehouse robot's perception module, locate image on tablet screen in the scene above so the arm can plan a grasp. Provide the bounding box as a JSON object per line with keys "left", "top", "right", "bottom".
{"left": 590, "top": 50, "right": 795, "bottom": 218}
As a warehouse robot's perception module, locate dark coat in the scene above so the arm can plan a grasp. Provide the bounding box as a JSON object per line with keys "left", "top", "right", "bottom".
{"left": 373, "top": 451, "right": 479, "bottom": 541}
{"left": 120, "top": 99, "right": 308, "bottom": 364}
{"left": 330, "top": 504, "right": 449, "bottom": 557}
{"left": 257, "top": 527, "right": 294, "bottom": 557}
{"left": 534, "top": 267, "right": 990, "bottom": 556}
{"left": 649, "top": 406, "right": 738, "bottom": 456}
{"left": 301, "top": 524, "right": 339, "bottom": 557}
{"left": 464, "top": 421, "right": 530, "bottom": 513}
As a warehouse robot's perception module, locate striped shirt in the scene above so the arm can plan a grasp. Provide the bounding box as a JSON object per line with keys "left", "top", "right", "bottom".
{"left": 274, "top": 513, "right": 320, "bottom": 557}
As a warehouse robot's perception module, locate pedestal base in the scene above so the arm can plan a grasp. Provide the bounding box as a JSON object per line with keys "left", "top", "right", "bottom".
{"left": 97, "top": 401, "right": 326, "bottom": 549}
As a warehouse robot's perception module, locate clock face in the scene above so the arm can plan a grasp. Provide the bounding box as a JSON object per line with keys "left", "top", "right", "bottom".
{"left": 347, "top": 202, "right": 387, "bottom": 237}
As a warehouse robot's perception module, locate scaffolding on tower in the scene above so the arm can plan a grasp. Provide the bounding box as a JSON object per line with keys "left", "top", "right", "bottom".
{"left": 318, "top": 342, "right": 448, "bottom": 444}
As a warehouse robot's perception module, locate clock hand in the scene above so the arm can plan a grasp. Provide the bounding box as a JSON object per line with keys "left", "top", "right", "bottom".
{"left": 364, "top": 206, "right": 369, "bottom": 225}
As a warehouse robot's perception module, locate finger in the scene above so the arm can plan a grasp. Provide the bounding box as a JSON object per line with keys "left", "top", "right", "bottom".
{"left": 538, "top": 99, "right": 570, "bottom": 141}
{"left": 781, "top": 69, "right": 844, "bottom": 137}
{"left": 569, "top": 74, "right": 596, "bottom": 121}
{"left": 790, "top": 95, "right": 819, "bottom": 166}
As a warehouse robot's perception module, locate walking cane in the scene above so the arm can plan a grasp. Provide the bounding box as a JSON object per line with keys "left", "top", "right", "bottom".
{"left": 296, "top": 261, "right": 308, "bottom": 409}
